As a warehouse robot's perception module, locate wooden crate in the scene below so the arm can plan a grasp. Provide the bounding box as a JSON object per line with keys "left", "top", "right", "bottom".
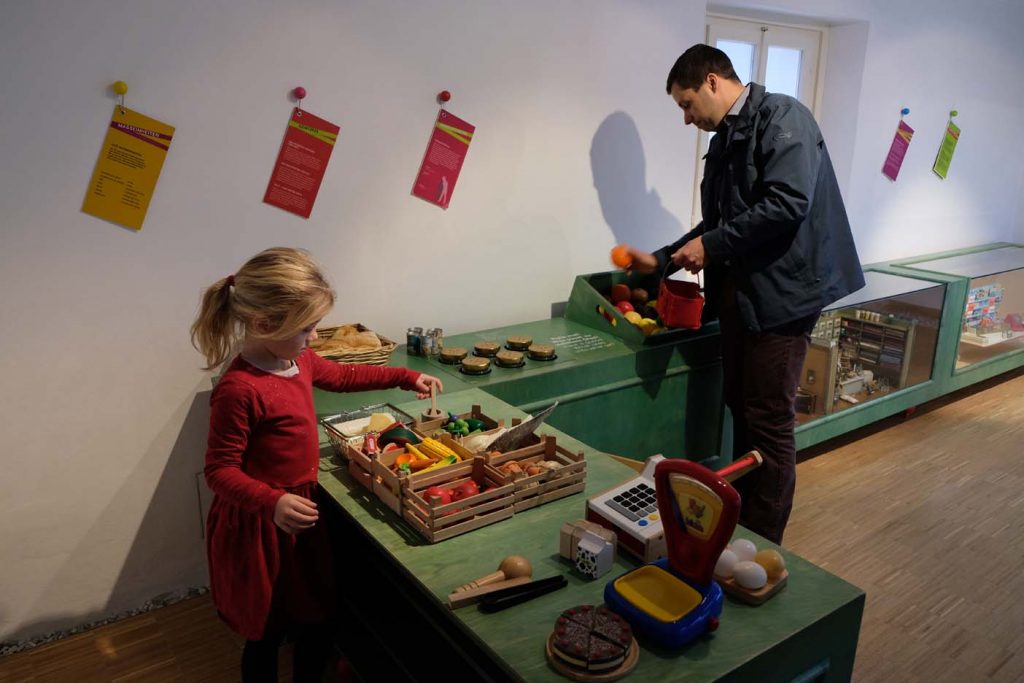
{"left": 402, "top": 457, "right": 515, "bottom": 543}
{"left": 413, "top": 404, "right": 504, "bottom": 450}
{"left": 371, "top": 434, "right": 476, "bottom": 516}
{"left": 343, "top": 435, "right": 375, "bottom": 491}
{"left": 487, "top": 436, "right": 587, "bottom": 513}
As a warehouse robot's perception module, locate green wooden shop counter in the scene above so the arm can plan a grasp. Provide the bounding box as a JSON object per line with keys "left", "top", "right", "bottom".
{"left": 314, "top": 316, "right": 726, "bottom": 464}
{"left": 316, "top": 388, "right": 864, "bottom": 683}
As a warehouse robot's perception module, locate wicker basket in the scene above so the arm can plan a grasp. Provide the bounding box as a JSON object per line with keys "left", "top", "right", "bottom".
{"left": 310, "top": 323, "right": 397, "bottom": 365}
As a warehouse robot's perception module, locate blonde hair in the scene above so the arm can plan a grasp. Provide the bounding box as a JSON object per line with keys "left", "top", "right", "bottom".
{"left": 190, "top": 247, "right": 335, "bottom": 369}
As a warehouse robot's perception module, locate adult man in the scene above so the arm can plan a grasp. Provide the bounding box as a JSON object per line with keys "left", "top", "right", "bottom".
{"left": 624, "top": 44, "right": 864, "bottom": 544}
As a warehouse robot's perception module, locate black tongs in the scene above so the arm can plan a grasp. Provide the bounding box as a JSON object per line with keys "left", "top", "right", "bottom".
{"left": 478, "top": 575, "right": 568, "bottom": 613}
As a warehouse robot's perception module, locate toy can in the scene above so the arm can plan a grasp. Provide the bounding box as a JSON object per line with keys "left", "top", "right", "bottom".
{"left": 406, "top": 327, "right": 423, "bottom": 356}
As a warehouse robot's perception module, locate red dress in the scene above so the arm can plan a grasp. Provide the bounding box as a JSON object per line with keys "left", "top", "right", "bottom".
{"left": 204, "top": 349, "right": 420, "bottom": 640}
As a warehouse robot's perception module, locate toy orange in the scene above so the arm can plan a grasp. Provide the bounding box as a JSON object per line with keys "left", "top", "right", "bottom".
{"left": 611, "top": 245, "right": 633, "bottom": 269}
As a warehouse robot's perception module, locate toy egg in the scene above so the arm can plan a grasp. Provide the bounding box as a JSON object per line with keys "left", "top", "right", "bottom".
{"left": 714, "top": 548, "right": 738, "bottom": 579}
{"left": 460, "top": 356, "right": 490, "bottom": 375}
{"left": 506, "top": 335, "right": 533, "bottom": 351}
{"left": 474, "top": 340, "right": 500, "bottom": 357}
{"left": 495, "top": 349, "right": 525, "bottom": 368}
{"left": 527, "top": 343, "right": 556, "bottom": 361}
{"left": 733, "top": 560, "right": 768, "bottom": 590}
{"left": 731, "top": 538, "right": 757, "bottom": 562}
{"left": 754, "top": 549, "right": 786, "bottom": 580}
{"left": 439, "top": 346, "right": 468, "bottom": 364}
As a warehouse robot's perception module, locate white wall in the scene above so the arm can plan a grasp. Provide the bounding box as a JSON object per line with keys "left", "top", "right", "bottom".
{"left": 717, "top": 0, "right": 1024, "bottom": 260}
{"left": 0, "top": 0, "right": 702, "bottom": 642}
{"left": 1, "top": 0, "right": 1022, "bottom": 642}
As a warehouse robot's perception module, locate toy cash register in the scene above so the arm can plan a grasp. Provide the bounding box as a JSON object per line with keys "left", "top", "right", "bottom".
{"left": 603, "top": 457, "right": 742, "bottom": 649}
{"left": 586, "top": 452, "right": 761, "bottom": 562}
{"left": 586, "top": 455, "right": 668, "bottom": 562}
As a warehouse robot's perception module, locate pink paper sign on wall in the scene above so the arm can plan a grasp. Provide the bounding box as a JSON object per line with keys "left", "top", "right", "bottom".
{"left": 412, "top": 109, "right": 474, "bottom": 209}
{"left": 882, "top": 119, "right": 914, "bottom": 182}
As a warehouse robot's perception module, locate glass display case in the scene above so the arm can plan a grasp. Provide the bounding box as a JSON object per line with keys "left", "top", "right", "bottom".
{"left": 896, "top": 245, "right": 1024, "bottom": 370}
{"left": 795, "top": 271, "right": 945, "bottom": 426}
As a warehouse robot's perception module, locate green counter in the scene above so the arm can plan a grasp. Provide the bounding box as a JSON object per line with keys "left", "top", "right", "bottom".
{"left": 316, "top": 317, "right": 725, "bottom": 463}
{"left": 317, "top": 388, "right": 863, "bottom": 682}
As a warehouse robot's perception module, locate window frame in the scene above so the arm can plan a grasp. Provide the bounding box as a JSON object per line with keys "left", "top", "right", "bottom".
{"left": 689, "top": 14, "right": 828, "bottom": 226}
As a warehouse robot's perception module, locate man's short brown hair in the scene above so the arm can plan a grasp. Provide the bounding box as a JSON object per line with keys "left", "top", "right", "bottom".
{"left": 666, "top": 44, "right": 741, "bottom": 93}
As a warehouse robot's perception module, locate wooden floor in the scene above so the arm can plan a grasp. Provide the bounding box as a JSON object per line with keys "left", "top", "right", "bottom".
{"left": 3, "top": 369, "right": 1023, "bottom": 682}
{"left": 786, "top": 368, "right": 1024, "bottom": 683}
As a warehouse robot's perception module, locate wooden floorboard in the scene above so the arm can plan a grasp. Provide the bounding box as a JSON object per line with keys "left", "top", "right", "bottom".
{"left": 2, "top": 369, "right": 1023, "bottom": 682}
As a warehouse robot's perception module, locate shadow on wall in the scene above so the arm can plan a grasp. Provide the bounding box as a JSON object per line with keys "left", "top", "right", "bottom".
{"left": 590, "top": 111, "right": 683, "bottom": 250}
{"left": 9, "top": 390, "right": 212, "bottom": 643}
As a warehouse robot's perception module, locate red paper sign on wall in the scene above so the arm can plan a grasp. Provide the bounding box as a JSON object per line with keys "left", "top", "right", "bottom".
{"left": 264, "top": 108, "right": 339, "bottom": 219}
{"left": 412, "top": 109, "right": 474, "bottom": 209}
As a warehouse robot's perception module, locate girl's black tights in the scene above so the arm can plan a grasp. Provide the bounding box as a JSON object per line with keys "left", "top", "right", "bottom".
{"left": 242, "top": 625, "right": 333, "bottom": 683}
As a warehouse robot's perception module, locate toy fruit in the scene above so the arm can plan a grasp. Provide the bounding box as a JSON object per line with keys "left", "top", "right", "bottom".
{"left": 638, "top": 318, "right": 658, "bottom": 335}
{"left": 610, "top": 284, "right": 631, "bottom": 304}
{"left": 450, "top": 480, "right": 480, "bottom": 501}
{"left": 624, "top": 311, "right": 642, "bottom": 324}
{"left": 615, "top": 301, "right": 635, "bottom": 314}
{"left": 610, "top": 245, "right": 633, "bottom": 268}
{"left": 631, "top": 288, "right": 649, "bottom": 306}
{"left": 424, "top": 486, "right": 452, "bottom": 506}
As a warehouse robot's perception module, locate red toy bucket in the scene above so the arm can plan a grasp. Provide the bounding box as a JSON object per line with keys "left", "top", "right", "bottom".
{"left": 657, "top": 269, "right": 704, "bottom": 329}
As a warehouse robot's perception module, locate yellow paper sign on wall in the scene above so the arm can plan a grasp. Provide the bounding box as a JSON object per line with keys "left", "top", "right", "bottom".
{"left": 82, "top": 106, "right": 175, "bottom": 230}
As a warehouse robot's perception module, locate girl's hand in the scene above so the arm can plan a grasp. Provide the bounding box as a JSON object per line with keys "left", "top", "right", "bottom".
{"left": 273, "top": 493, "right": 319, "bottom": 535}
{"left": 414, "top": 373, "right": 444, "bottom": 399}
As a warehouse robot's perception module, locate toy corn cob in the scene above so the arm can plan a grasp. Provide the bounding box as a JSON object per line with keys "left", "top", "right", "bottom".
{"left": 405, "top": 443, "right": 432, "bottom": 461}
{"left": 418, "top": 437, "right": 461, "bottom": 461}
{"left": 412, "top": 454, "right": 459, "bottom": 475}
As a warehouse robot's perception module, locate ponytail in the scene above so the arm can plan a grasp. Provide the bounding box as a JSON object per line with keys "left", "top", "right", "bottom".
{"left": 190, "top": 276, "right": 238, "bottom": 370}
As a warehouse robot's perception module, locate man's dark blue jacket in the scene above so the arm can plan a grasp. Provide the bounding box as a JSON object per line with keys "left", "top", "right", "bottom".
{"left": 656, "top": 82, "right": 864, "bottom": 332}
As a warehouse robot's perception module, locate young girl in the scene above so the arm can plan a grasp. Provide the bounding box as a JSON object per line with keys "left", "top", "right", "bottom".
{"left": 191, "top": 247, "right": 442, "bottom": 683}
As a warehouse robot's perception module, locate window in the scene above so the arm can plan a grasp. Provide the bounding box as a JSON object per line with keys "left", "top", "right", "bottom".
{"left": 690, "top": 15, "right": 825, "bottom": 225}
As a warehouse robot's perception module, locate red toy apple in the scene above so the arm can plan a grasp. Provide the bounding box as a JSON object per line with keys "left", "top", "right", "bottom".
{"left": 450, "top": 480, "right": 480, "bottom": 501}
{"left": 615, "top": 301, "right": 634, "bottom": 314}
{"left": 610, "top": 284, "right": 631, "bottom": 304}
{"left": 424, "top": 486, "right": 452, "bottom": 506}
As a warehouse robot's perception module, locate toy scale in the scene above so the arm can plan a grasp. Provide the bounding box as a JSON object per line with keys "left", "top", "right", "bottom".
{"left": 603, "top": 455, "right": 755, "bottom": 649}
